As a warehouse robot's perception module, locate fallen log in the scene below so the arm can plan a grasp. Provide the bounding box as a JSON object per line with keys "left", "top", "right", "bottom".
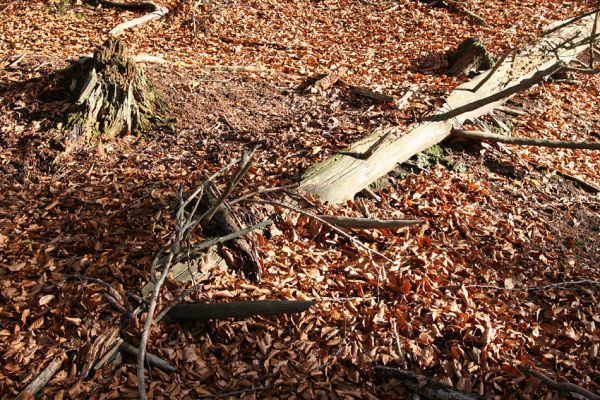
{"left": 165, "top": 300, "right": 316, "bottom": 322}
{"left": 375, "top": 366, "right": 487, "bottom": 400}
{"left": 452, "top": 129, "right": 600, "bottom": 150}
{"left": 297, "top": 10, "right": 599, "bottom": 204}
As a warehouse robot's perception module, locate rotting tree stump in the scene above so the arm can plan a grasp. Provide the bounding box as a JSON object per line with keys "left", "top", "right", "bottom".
{"left": 65, "top": 38, "right": 165, "bottom": 139}
{"left": 447, "top": 37, "right": 495, "bottom": 77}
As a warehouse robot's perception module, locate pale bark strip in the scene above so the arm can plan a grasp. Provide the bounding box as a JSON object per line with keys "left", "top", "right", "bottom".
{"left": 297, "top": 11, "right": 598, "bottom": 204}
{"left": 452, "top": 129, "right": 600, "bottom": 150}
{"left": 15, "top": 356, "right": 63, "bottom": 400}
{"left": 98, "top": 0, "right": 169, "bottom": 36}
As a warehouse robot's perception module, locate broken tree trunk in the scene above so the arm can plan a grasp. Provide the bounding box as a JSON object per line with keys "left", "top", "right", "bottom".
{"left": 65, "top": 38, "right": 165, "bottom": 139}
{"left": 447, "top": 37, "right": 495, "bottom": 76}
{"left": 297, "top": 11, "right": 599, "bottom": 204}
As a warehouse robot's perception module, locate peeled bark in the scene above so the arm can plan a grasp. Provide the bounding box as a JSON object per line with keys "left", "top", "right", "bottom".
{"left": 65, "top": 38, "right": 165, "bottom": 139}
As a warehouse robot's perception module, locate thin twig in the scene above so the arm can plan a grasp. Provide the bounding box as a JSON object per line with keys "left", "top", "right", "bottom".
{"left": 245, "top": 199, "right": 394, "bottom": 263}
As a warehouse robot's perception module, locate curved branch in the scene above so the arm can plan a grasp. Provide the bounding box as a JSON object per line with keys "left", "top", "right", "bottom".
{"left": 99, "top": 0, "right": 169, "bottom": 36}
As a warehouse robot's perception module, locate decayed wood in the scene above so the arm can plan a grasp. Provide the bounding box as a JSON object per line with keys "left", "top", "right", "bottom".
{"left": 375, "top": 366, "right": 488, "bottom": 400}
{"left": 202, "top": 188, "right": 264, "bottom": 281}
{"left": 297, "top": 11, "right": 598, "bottom": 204}
{"left": 15, "top": 356, "right": 63, "bottom": 400}
{"left": 99, "top": 0, "right": 169, "bottom": 36}
{"left": 520, "top": 367, "right": 600, "bottom": 400}
{"left": 452, "top": 129, "right": 600, "bottom": 150}
{"left": 120, "top": 342, "right": 176, "bottom": 372}
{"left": 66, "top": 39, "right": 164, "bottom": 139}
{"left": 317, "top": 215, "right": 422, "bottom": 229}
{"left": 165, "top": 300, "right": 316, "bottom": 322}
{"left": 447, "top": 37, "right": 494, "bottom": 77}
{"left": 79, "top": 326, "right": 120, "bottom": 378}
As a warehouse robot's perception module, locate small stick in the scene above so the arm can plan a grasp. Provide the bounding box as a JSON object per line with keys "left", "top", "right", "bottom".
{"left": 15, "top": 356, "right": 63, "bottom": 400}
{"left": 495, "top": 105, "right": 526, "bottom": 116}
{"left": 121, "top": 342, "right": 176, "bottom": 372}
{"left": 246, "top": 199, "right": 393, "bottom": 262}
{"left": 199, "top": 147, "right": 256, "bottom": 225}
{"left": 520, "top": 367, "right": 600, "bottom": 400}
{"left": 228, "top": 183, "right": 298, "bottom": 205}
{"left": 198, "top": 386, "right": 271, "bottom": 399}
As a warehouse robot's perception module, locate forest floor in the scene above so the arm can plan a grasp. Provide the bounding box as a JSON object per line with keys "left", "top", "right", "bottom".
{"left": 0, "top": 0, "right": 599, "bottom": 399}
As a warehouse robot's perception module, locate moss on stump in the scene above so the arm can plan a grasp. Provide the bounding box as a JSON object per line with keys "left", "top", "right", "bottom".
{"left": 66, "top": 39, "right": 165, "bottom": 139}
{"left": 447, "top": 37, "right": 495, "bottom": 77}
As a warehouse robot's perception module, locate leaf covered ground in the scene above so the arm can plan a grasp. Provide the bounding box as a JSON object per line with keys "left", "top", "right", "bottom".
{"left": 0, "top": 0, "right": 599, "bottom": 399}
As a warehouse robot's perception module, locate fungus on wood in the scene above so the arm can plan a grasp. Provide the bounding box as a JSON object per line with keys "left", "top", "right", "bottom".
{"left": 447, "top": 37, "right": 495, "bottom": 76}
{"left": 65, "top": 38, "right": 165, "bottom": 139}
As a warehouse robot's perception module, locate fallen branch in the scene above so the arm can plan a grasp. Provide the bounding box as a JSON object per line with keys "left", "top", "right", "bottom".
{"left": 317, "top": 215, "right": 422, "bottom": 230}
{"left": 165, "top": 300, "right": 316, "bottom": 322}
{"left": 495, "top": 105, "right": 526, "bottom": 116}
{"left": 16, "top": 356, "right": 63, "bottom": 400}
{"left": 443, "top": 0, "right": 486, "bottom": 25}
{"left": 203, "top": 65, "right": 270, "bottom": 73}
{"left": 520, "top": 367, "right": 600, "bottom": 400}
{"left": 375, "top": 366, "right": 488, "bottom": 400}
{"left": 137, "top": 153, "right": 265, "bottom": 400}
{"left": 348, "top": 85, "right": 394, "bottom": 103}
{"left": 452, "top": 129, "right": 600, "bottom": 150}
{"left": 121, "top": 342, "right": 176, "bottom": 372}
{"left": 442, "top": 279, "right": 600, "bottom": 292}
{"left": 198, "top": 386, "right": 271, "bottom": 399}
{"left": 99, "top": 0, "right": 169, "bottom": 36}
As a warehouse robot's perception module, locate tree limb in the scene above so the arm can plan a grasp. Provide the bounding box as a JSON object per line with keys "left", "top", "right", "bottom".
{"left": 452, "top": 129, "right": 600, "bottom": 150}
{"left": 520, "top": 367, "right": 600, "bottom": 400}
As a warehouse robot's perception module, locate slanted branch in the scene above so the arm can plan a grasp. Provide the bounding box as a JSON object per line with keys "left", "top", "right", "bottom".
{"left": 65, "top": 38, "right": 165, "bottom": 139}
{"left": 452, "top": 129, "right": 600, "bottom": 150}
